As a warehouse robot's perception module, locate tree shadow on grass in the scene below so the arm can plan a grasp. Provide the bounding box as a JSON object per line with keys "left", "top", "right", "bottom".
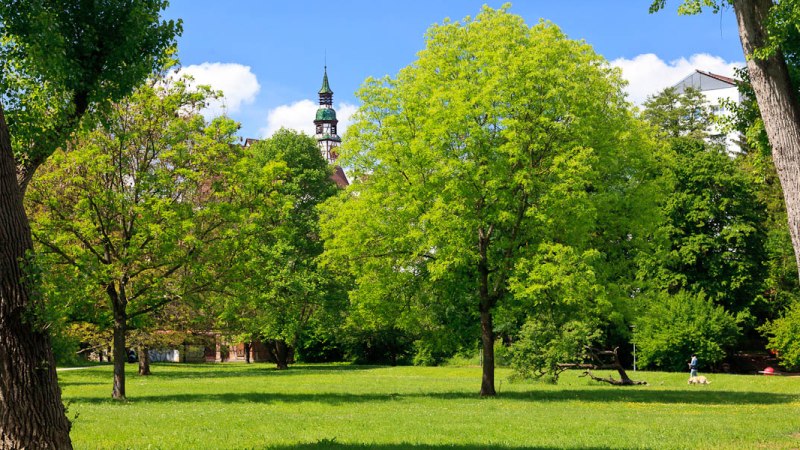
{"left": 138, "top": 363, "right": 382, "bottom": 380}
{"left": 57, "top": 363, "right": 382, "bottom": 383}
{"left": 258, "top": 442, "right": 628, "bottom": 450}
{"left": 58, "top": 380, "right": 106, "bottom": 387}
{"left": 65, "top": 388, "right": 797, "bottom": 406}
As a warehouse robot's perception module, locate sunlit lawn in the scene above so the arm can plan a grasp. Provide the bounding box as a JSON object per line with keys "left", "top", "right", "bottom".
{"left": 58, "top": 363, "right": 799, "bottom": 449}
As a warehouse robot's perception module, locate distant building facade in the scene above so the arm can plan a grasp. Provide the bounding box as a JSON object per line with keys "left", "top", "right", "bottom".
{"left": 672, "top": 69, "right": 741, "bottom": 153}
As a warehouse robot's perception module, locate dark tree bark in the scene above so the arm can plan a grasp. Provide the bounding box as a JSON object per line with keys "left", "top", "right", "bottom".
{"left": 138, "top": 345, "right": 151, "bottom": 376}
{"left": 109, "top": 284, "right": 127, "bottom": 400}
{"left": 0, "top": 107, "right": 73, "bottom": 448}
{"left": 479, "top": 307, "right": 496, "bottom": 396}
{"left": 478, "top": 231, "right": 497, "bottom": 397}
{"left": 733, "top": 0, "right": 800, "bottom": 281}
{"left": 244, "top": 341, "right": 251, "bottom": 364}
{"left": 274, "top": 340, "right": 289, "bottom": 370}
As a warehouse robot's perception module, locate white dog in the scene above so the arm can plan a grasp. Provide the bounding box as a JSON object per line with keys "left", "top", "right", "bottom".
{"left": 688, "top": 375, "right": 711, "bottom": 385}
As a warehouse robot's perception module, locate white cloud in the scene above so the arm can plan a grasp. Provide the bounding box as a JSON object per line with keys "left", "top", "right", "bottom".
{"left": 610, "top": 53, "right": 743, "bottom": 105}
{"left": 260, "top": 100, "right": 358, "bottom": 138}
{"left": 176, "top": 62, "right": 260, "bottom": 115}
{"left": 336, "top": 103, "right": 359, "bottom": 135}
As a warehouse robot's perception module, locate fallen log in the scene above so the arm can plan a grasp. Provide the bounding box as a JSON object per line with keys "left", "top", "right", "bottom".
{"left": 580, "top": 347, "right": 648, "bottom": 386}
{"left": 581, "top": 369, "right": 648, "bottom": 386}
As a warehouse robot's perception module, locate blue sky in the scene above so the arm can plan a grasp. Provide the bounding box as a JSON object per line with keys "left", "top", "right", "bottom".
{"left": 163, "top": 1, "right": 744, "bottom": 140}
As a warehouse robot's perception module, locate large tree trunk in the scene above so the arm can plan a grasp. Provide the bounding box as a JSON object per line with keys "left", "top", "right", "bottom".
{"left": 109, "top": 285, "right": 127, "bottom": 400}
{"left": 477, "top": 230, "right": 497, "bottom": 397}
{"left": 244, "top": 341, "right": 251, "bottom": 364}
{"left": 733, "top": 0, "right": 800, "bottom": 281}
{"left": 479, "top": 307, "right": 496, "bottom": 396}
{"left": 138, "top": 345, "right": 151, "bottom": 376}
{"left": 0, "top": 107, "right": 73, "bottom": 448}
{"left": 274, "top": 340, "right": 289, "bottom": 370}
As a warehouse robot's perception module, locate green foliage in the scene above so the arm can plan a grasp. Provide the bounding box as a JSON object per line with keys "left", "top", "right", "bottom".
{"left": 649, "top": 0, "right": 723, "bottom": 15}
{"left": 510, "top": 320, "right": 599, "bottom": 383}
{"left": 641, "top": 89, "right": 769, "bottom": 321}
{"left": 293, "top": 328, "right": 345, "bottom": 363}
{"left": 642, "top": 87, "right": 714, "bottom": 140}
{"left": 219, "top": 129, "right": 341, "bottom": 360}
{"left": 760, "top": 302, "right": 800, "bottom": 370}
{"left": 0, "top": 0, "right": 181, "bottom": 181}
{"left": 634, "top": 290, "right": 740, "bottom": 371}
{"left": 0, "top": 0, "right": 179, "bottom": 103}
{"left": 727, "top": 49, "right": 800, "bottom": 324}
{"left": 648, "top": 0, "right": 799, "bottom": 95}
{"left": 649, "top": 2, "right": 800, "bottom": 366}
{"left": 340, "top": 326, "right": 414, "bottom": 365}
{"left": 27, "top": 77, "right": 242, "bottom": 358}
{"left": 321, "top": 5, "right": 661, "bottom": 388}
{"left": 507, "top": 244, "right": 606, "bottom": 381}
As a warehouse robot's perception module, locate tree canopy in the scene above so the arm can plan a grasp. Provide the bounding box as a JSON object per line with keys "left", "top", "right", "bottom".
{"left": 27, "top": 77, "right": 242, "bottom": 400}
{"left": 218, "top": 129, "right": 341, "bottom": 369}
{"left": 320, "top": 5, "right": 660, "bottom": 394}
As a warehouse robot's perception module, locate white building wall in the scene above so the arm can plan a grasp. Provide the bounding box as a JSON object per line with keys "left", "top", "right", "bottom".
{"left": 672, "top": 71, "right": 741, "bottom": 154}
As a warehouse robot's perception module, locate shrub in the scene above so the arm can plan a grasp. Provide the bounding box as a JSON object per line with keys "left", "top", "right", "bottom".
{"left": 760, "top": 302, "right": 800, "bottom": 371}
{"left": 634, "top": 290, "right": 740, "bottom": 371}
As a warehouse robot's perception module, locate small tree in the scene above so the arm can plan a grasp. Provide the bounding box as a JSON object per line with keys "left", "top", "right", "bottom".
{"left": 221, "top": 129, "right": 340, "bottom": 370}
{"left": 642, "top": 87, "right": 714, "bottom": 140}
{"left": 27, "top": 78, "right": 242, "bottom": 400}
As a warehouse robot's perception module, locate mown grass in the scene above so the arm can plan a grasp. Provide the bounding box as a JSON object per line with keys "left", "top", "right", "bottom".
{"left": 58, "top": 363, "right": 800, "bottom": 449}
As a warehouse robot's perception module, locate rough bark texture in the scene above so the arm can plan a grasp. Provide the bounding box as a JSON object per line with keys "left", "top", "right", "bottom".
{"left": 0, "top": 107, "right": 73, "bottom": 448}
{"left": 138, "top": 345, "right": 151, "bottom": 376}
{"left": 274, "top": 340, "right": 289, "bottom": 370}
{"left": 110, "top": 285, "right": 127, "bottom": 400}
{"left": 733, "top": 0, "right": 800, "bottom": 280}
{"left": 479, "top": 307, "right": 496, "bottom": 396}
{"left": 477, "top": 230, "right": 497, "bottom": 397}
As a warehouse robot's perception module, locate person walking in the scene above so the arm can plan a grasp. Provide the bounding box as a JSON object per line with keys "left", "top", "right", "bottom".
{"left": 689, "top": 354, "right": 698, "bottom": 377}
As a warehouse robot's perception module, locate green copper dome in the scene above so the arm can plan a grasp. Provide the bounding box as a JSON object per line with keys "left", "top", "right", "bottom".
{"left": 316, "top": 107, "right": 337, "bottom": 121}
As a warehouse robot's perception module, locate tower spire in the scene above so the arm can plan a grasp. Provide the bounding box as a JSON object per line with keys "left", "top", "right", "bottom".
{"left": 314, "top": 65, "right": 340, "bottom": 164}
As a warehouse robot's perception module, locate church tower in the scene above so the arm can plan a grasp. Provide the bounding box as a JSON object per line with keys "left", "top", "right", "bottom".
{"left": 314, "top": 66, "right": 341, "bottom": 164}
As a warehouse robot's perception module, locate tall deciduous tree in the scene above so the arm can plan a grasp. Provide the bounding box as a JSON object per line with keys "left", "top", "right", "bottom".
{"left": 220, "top": 129, "right": 340, "bottom": 370}
{"left": 641, "top": 88, "right": 768, "bottom": 317}
{"left": 320, "top": 6, "right": 659, "bottom": 396}
{"left": 650, "top": 0, "right": 800, "bottom": 281}
{"left": 635, "top": 87, "right": 768, "bottom": 366}
{"left": 0, "top": 2, "right": 178, "bottom": 446}
{"left": 27, "top": 79, "right": 241, "bottom": 400}
{"left": 727, "top": 27, "right": 800, "bottom": 366}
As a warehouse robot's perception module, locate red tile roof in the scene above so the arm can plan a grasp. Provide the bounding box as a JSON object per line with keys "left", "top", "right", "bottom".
{"left": 331, "top": 165, "right": 349, "bottom": 188}
{"left": 697, "top": 70, "right": 736, "bottom": 86}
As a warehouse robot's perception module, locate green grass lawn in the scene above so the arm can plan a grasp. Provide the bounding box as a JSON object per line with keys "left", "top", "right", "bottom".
{"left": 58, "top": 363, "right": 799, "bottom": 449}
